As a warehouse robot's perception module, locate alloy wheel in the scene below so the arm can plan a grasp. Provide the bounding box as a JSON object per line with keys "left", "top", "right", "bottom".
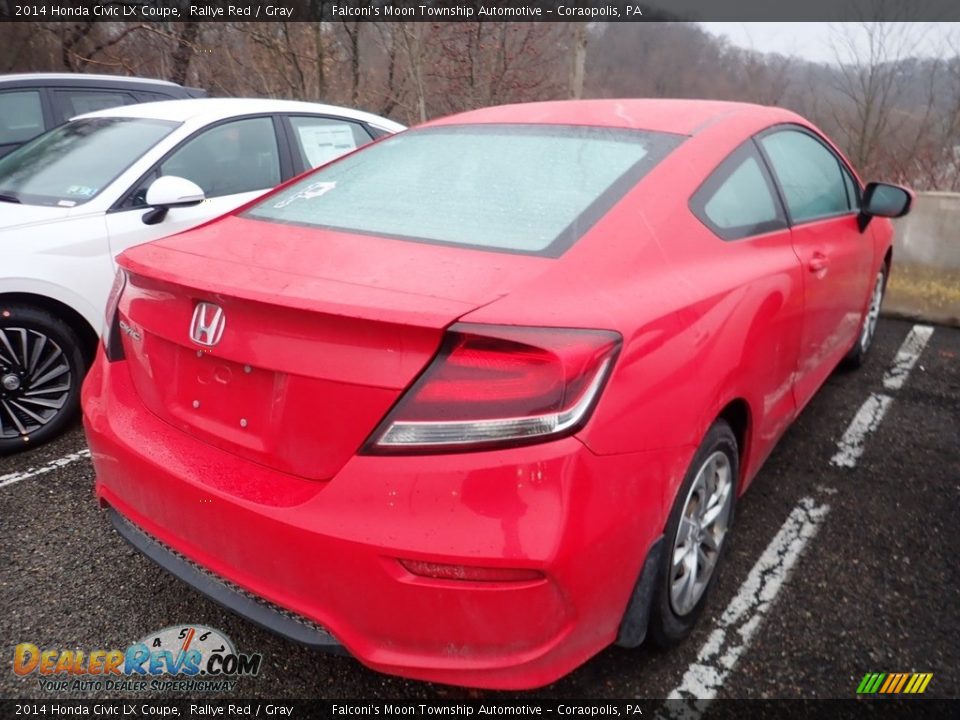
{"left": 0, "top": 327, "right": 72, "bottom": 439}
{"left": 859, "top": 271, "right": 885, "bottom": 354}
{"left": 669, "top": 450, "right": 734, "bottom": 616}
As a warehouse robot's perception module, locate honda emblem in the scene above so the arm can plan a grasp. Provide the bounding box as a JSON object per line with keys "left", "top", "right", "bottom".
{"left": 190, "top": 302, "right": 226, "bottom": 347}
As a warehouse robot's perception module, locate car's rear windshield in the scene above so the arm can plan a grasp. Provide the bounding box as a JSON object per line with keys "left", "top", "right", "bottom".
{"left": 0, "top": 117, "right": 177, "bottom": 206}
{"left": 245, "top": 124, "right": 683, "bottom": 257}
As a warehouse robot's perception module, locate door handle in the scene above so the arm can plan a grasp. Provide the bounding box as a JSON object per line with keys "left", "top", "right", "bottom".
{"left": 808, "top": 253, "right": 829, "bottom": 273}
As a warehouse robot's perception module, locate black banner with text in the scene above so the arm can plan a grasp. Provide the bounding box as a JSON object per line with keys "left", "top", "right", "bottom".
{"left": 2, "top": 699, "right": 959, "bottom": 720}
{"left": 1, "top": 0, "right": 960, "bottom": 23}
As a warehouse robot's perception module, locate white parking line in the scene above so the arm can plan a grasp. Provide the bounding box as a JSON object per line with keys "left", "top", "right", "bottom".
{"left": 661, "top": 322, "right": 936, "bottom": 713}
{"left": 831, "top": 323, "right": 934, "bottom": 468}
{"left": 661, "top": 497, "right": 830, "bottom": 714}
{"left": 830, "top": 393, "right": 894, "bottom": 468}
{"left": 0, "top": 449, "right": 91, "bottom": 489}
{"left": 883, "top": 325, "right": 934, "bottom": 390}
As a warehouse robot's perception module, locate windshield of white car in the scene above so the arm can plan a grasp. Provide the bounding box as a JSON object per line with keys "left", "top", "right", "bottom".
{"left": 0, "top": 117, "right": 178, "bottom": 207}
{"left": 244, "top": 124, "right": 683, "bottom": 257}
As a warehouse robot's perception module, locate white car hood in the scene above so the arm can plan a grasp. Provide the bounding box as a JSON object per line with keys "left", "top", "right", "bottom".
{"left": 0, "top": 202, "right": 75, "bottom": 231}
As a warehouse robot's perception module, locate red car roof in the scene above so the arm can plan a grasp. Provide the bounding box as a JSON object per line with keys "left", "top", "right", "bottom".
{"left": 423, "top": 98, "right": 803, "bottom": 136}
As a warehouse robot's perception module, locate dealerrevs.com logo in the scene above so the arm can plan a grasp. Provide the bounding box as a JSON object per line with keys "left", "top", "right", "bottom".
{"left": 13, "top": 625, "right": 263, "bottom": 693}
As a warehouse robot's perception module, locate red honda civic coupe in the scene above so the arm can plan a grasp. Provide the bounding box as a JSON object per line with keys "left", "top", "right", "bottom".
{"left": 82, "top": 99, "right": 911, "bottom": 689}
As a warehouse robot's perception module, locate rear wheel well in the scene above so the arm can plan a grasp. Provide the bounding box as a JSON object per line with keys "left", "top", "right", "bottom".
{"left": 0, "top": 293, "right": 98, "bottom": 366}
{"left": 717, "top": 399, "right": 750, "bottom": 483}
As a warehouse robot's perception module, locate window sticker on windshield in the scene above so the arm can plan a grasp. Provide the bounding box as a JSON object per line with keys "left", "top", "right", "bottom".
{"left": 272, "top": 181, "right": 337, "bottom": 209}
{"left": 65, "top": 185, "right": 97, "bottom": 197}
{"left": 57, "top": 200, "right": 77, "bottom": 207}
{"left": 297, "top": 125, "right": 357, "bottom": 168}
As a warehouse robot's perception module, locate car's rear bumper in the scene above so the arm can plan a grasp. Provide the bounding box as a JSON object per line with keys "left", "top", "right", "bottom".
{"left": 106, "top": 505, "right": 346, "bottom": 652}
{"left": 82, "top": 353, "right": 685, "bottom": 689}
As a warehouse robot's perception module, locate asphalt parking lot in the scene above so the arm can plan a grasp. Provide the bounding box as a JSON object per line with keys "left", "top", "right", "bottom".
{"left": 1, "top": 317, "right": 957, "bottom": 701}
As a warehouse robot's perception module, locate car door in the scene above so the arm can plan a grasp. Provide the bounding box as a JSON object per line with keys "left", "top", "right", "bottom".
{"left": 757, "top": 126, "right": 870, "bottom": 409}
{"left": 689, "top": 139, "right": 803, "bottom": 472}
{"left": 104, "top": 115, "right": 285, "bottom": 262}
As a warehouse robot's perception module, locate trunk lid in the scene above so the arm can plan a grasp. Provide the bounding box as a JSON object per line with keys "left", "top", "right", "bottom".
{"left": 116, "top": 216, "right": 549, "bottom": 480}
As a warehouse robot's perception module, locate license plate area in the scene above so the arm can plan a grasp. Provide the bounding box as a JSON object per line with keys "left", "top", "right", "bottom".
{"left": 168, "top": 348, "right": 284, "bottom": 451}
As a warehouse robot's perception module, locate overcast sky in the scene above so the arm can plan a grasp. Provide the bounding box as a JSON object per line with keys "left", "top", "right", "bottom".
{"left": 699, "top": 22, "right": 960, "bottom": 64}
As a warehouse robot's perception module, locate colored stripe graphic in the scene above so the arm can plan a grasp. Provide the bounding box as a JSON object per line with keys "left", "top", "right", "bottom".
{"left": 907, "top": 673, "right": 933, "bottom": 693}
{"left": 856, "top": 673, "right": 885, "bottom": 694}
{"left": 857, "top": 672, "right": 932, "bottom": 694}
{"left": 879, "top": 674, "right": 895, "bottom": 693}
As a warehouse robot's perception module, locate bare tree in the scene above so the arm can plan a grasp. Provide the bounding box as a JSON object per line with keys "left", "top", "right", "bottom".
{"left": 930, "top": 32, "right": 960, "bottom": 191}
{"left": 368, "top": 22, "right": 409, "bottom": 117}
{"left": 0, "top": 25, "right": 40, "bottom": 71}
{"left": 46, "top": 22, "right": 145, "bottom": 73}
{"left": 570, "top": 23, "right": 587, "bottom": 99}
{"left": 399, "top": 23, "right": 428, "bottom": 123}
{"left": 828, "top": 22, "right": 929, "bottom": 177}
{"left": 169, "top": 21, "right": 201, "bottom": 85}
{"left": 740, "top": 51, "right": 792, "bottom": 105}
{"left": 2, "top": 17, "right": 956, "bottom": 190}
{"left": 430, "top": 22, "right": 563, "bottom": 116}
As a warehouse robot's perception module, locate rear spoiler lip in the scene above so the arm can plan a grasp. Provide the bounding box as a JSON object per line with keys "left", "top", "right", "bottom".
{"left": 117, "top": 243, "right": 478, "bottom": 331}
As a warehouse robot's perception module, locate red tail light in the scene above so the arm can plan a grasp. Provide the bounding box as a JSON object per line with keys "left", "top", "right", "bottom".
{"left": 102, "top": 269, "right": 127, "bottom": 362}
{"left": 365, "top": 323, "right": 620, "bottom": 453}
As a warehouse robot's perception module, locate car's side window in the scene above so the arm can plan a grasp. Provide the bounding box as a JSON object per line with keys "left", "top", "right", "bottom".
{"left": 288, "top": 115, "right": 373, "bottom": 170}
{"left": 136, "top": 91, "right": 178, "bottom": 103}
{"left": 123, "top": 117, "right": 281, "bottom": 209}
{"left": 759, "top": 129, "right": 852, "bottom": 223}
{"left": 841, "top": 165, "right": 860, "bottom": 211}
{"left": 366, "top": 125, "right": 393, "bottom": 140}
{"left": 123, "top": 169, "right": 160, "bottom": 209}
{"left": 690, "top": 141, "right": 787, "bottom": 241}
{"left": 52, "top": 89, "right": 137, "bottom": 123}
{"left": 0, "top": 90, "right": 45, "bottom": 146}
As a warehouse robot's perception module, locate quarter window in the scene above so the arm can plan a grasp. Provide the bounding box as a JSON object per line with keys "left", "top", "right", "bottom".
{"left": 759, "top": 129, "right": 851, "bottom": 223}
{"left": 690, "top": 142, "right": 786, "bottom": 241}
{"left": 288, "top": 116, "right": 372, "bottom": 169}
{"left": 0, "top": 91, "right": 44, "bottom": 146}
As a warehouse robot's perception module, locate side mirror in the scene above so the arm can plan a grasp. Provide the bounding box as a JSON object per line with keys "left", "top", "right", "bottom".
{"left": 858, "top": 182, "right": 913, "bottom": 231}
{"left": 142, "top": 176, "right": 205, "bottom": 225}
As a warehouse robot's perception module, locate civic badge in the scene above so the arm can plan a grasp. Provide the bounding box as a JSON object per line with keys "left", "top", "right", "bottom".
{"left": 190, "top": 302, "right": 226, "bottom": 347}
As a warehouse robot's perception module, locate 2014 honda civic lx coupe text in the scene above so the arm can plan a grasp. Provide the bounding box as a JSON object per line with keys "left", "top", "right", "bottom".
{"left": 82, "top": 100, "right": 912, "bottom": 689}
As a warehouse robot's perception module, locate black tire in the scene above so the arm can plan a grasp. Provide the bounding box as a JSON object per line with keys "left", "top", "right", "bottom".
{"left": 844, "top": 266, "right": 887, "bottom": 369}
{"left": 649, "top": 420, "right": 738, "bottom": 646}
{"left": 0, "top": 304, "right": 87, "bottom": 455}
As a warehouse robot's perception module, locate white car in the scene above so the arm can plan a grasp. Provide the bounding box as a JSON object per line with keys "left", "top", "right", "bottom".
{"left": 0, "top": 98, "right": 404, "bottom": 452}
